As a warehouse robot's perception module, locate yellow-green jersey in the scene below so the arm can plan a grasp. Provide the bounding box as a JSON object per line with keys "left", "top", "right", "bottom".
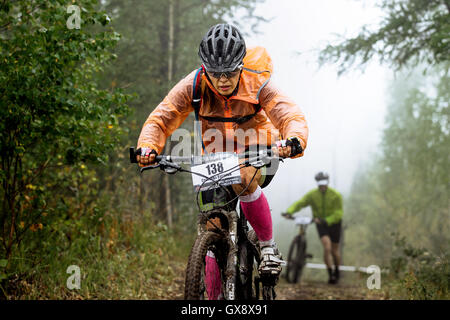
{"left": 286, "top": 187, "right": 343, "bottom": 225}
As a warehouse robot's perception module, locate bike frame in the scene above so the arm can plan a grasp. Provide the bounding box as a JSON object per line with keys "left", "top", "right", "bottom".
{"left": 297, "top": 222, "right": 309, "bottom": 236}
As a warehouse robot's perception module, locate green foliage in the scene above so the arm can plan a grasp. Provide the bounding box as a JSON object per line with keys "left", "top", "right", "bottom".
{"left": 6, "top": 198, "right": 188, "bottom": 299}
{"left": 0, "top": 0, "right": 130, "bottom": 292}
{"left": 320, "top": 0, "right": 449, "bottom": 299}
{"left": 380, "top": 67, "right": 449, "bottom": 251}
{"left": 319, "top": 0, "right": 450, "bottom": 74}
{"left": 341, "top": 66, "right": 449, "bottom": 299}
{"left": 388, "top": 234, "right": 449, "bottom": 300}
{"left": 102, "top": 0, "right": 266, "bottom": 129}
{"left": 0, "top": 0, "right": 266, "bottom": 299}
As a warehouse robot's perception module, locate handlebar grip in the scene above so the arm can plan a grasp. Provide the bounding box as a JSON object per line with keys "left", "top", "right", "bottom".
{"left": 130, "top": 147, "right": 163, "bottom": 165}
{"left": 276, "top": 139, "right": 294, "bottom": 147}
{"left": 130, "top": 147, "right": 140, "bottom": 163}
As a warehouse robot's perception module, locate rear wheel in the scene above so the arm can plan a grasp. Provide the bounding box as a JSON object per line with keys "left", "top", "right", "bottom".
{"left": 262, "top": 284, "right": 276, "bottom": 300}
{"left": 184, "top": 231, "right": 226, "bottom": 300}
{"left": 286, "top": 235, "right": 307, "bottom": 284}
{"left": 236, "top": 239, "right": 258, "bottom": 299}
{"left": 237, "top": 230, "right": 260, "bottom": 300}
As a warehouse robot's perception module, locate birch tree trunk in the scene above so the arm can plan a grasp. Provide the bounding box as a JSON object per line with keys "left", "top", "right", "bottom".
{"left": 163, "top": 0, "right": 175, "bottom": 229}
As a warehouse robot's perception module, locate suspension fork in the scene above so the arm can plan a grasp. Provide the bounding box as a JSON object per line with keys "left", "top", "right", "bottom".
{"left": 223, "top": 210, "right": 238, "bottom": 300}
{"left": 299, "top": 224, "right": 307, "bottom": 236}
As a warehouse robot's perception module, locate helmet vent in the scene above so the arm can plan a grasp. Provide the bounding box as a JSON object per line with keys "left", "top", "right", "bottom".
{"left": 217, "top": 39, "right": 224, "bottom": 56}
{"left": 227, "top": 39, "right": 235, "bottom": 56}
{"left": 207, "top": 40, "right": 214, "bottom": 57}
{"left": 199, "top": 23, "right": 246, "bottom": 71}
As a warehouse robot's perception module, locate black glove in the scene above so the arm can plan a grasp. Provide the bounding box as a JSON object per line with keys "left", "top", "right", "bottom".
{"left": 286, "top": 137, "right": 303, "bottom": 157}
{"left": 281, "top": 212, "right": 294, "bottom": 219}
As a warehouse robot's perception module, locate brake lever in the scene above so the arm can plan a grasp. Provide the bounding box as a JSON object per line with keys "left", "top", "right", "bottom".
{"left": 244, "top": 153, "right": 284, "bottom": 168}
{"left": 281, "top": 213, "right": 294, "bottom": 220}
{"left": 138, "top": 159, "right": 182, "bottom": 174}
{"left": 159, "top": 159, "right": 179, "bottom": 168}
{"left": 159, "top": 159, "right": 181, "bottom": 174}
{"left": 139, "top": 163, "right": 161, "bottom": 173}
{"left": 250, "top": 160, "right": 266, "bottom": 169}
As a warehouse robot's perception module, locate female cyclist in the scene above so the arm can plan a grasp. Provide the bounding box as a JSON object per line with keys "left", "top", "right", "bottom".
{"left": 137, "top": 23, "right": 309, "bottom": 299}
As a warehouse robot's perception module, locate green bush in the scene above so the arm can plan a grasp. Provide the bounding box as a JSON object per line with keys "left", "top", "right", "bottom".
{"left": 388, "top": 234, "right": 449, "bottom": 300}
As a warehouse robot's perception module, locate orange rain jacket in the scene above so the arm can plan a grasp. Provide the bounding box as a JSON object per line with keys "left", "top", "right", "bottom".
{"left": 137, "top": 46, "right": 308, "bottom": 157}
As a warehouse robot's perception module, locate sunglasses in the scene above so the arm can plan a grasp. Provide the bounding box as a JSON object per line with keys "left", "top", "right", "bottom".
{"left": 207, "top": 65, "right": 243, "bottom": 79}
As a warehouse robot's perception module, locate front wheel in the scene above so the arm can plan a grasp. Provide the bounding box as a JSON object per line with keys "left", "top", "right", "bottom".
{"left": 184, "top": 231, "right": 227, "bottom": 300}
{"left": 286, "top": 235, "right": 307, "bottom": 284}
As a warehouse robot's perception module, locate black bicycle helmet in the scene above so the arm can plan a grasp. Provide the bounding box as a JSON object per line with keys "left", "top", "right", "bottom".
{"left": 315, "top": 171, "right": 330, "bottom": 181}
{"left": 198, "top": 23, "right": 246, "bottom": 73}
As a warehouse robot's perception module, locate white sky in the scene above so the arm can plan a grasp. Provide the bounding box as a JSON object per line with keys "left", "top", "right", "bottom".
{"left": 237, "top": 0, "right": 389, "bottom": 231}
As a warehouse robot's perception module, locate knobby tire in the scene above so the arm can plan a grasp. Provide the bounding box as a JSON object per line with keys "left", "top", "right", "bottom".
{"left": 184, "top": 231, "right": 224, "bottom": 300}
{"left": 286, "top": 235, "right": 306, "bottom": 284}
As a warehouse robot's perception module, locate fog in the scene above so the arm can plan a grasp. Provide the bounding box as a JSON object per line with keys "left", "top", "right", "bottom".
{"left": 234, "top": 0, "right": 389, "bottom": 229}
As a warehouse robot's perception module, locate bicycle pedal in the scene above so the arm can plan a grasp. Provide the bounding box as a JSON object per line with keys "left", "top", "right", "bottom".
{"left": 259, "top": 264, "right": 282, "bottom": 276}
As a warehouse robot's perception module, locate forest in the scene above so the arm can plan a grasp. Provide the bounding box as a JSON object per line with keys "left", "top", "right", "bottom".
{"left": 0, "top": 0, "right": 448, "bottom": 300}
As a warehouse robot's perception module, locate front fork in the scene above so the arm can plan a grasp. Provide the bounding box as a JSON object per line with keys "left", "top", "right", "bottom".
{"left": 224, "top": 210, "right": 238, "bottom": 300}
{"left": 200, "top": 209, "right": 258, "bottom": 300}
{"left": 224, "top": 208, "right": 255, "bottom": 300}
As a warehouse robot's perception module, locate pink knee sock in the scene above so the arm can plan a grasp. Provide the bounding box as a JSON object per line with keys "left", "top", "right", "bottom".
{"left": 239, "top": 186, "right": 273, "bottom": 243}
{"left": 205, "top": 251, "right": 222, "bottom": 300}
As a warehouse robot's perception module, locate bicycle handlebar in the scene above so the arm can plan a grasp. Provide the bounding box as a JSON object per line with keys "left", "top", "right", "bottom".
{"left": 129, "top": 146, "right": 286, "bottom": 214}
{"left": 281, "top": 212, "right": 315, "bottom": 225}
{"left": 129, "top": 147, "right": 283, "bottom": 173}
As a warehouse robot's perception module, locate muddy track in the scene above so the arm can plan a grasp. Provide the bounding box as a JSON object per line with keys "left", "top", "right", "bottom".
{"left": 275, "top": 278, "right": 387, "bottom": 300}
{"left": 162, "top": 261, "right": 387, "bottom": 300}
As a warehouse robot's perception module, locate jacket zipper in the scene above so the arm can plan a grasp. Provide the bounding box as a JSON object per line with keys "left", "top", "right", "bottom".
{"left": 224, "top": 99, "right": 234, "bottom": 136}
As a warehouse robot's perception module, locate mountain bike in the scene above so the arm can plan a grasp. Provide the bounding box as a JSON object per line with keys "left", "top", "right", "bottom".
{"left": 130, "top": 147, "right": 284, "bottom": 300}
{"left": 281, "top": 213, "right": 313, "bottom": 284}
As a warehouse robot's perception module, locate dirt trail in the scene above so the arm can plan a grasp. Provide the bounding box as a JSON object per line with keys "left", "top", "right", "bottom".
{"left": 163, "top": 261, "right": 387, "bottom": 300}
{"left": 163, "top": 260, "right": 186, "bottom": 300}
{"left": 276, "top": 278, "right": 387, "bottom": 300}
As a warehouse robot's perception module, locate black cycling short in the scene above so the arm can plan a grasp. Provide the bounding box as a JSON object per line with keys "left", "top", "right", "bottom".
{"left": 258, "top": 156, "right": 279, "bottom": 189}
{"left": 316, "top": 221, "right": 342, "bottom": 243}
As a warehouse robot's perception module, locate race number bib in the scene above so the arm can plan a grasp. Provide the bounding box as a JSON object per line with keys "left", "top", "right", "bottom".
{"left": 191, "top": 153, "right": 241, "bottom": 191}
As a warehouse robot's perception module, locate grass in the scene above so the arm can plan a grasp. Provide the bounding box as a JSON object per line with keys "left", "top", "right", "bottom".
{"left": 3, "top": 213, "right": 195, "bottom": 300}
